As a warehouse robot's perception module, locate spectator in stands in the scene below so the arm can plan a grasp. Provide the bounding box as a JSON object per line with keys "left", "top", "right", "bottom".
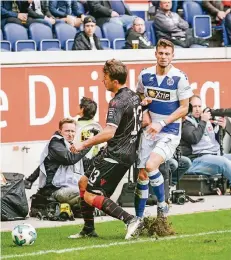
{"left": 125, "top": 17, "right": 154, "bottom": 49}
{"left": 87, "top": 0, "right": 136, "bottom": 28}
{"left": 1, "top": 0, "right": 36, "bottom": 28}
{"left": 27, "top": 118, "right": 90, "bottom": 207}
{"left": 72, "top": 16, "right": 103, "bottom": 50}
{"left": 49, "top": 0, "right": 85, "bottom": 28}
{"left": 202, "top": 0, "right": 231, "bottom": 43}
{"left": 180, "top": 95, "right": 231, "bottom": 182}
{"left": 27, "top": 0, "right": 56, "bottom": 28}
{"left": 154, "top": 0, "right": 209, "bottom": 48}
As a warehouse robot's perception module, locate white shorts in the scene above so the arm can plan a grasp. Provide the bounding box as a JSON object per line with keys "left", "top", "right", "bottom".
{"left": 137, "top": 133, "right": 180, "bottom": 168}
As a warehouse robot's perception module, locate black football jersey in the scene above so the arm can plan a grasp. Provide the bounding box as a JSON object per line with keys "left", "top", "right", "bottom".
{"left": 105, "top": 87, "right": 142, "bottom": 166}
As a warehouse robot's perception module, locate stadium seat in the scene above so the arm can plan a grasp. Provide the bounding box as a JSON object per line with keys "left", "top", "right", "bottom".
{"left": 102, "top": 22, "right": 125, "bottom": 47}
{"left": 0, "top": 29, "right": 11, "bottom": 51}
{"left": 183, "top": 1, "right": 203, "bottom": 27}
{"left": 100, "top": 38, "right": 110, "bottom": 49}
{"left": 29, "top": 23, "right": 61, "bottom": 51}
{"left": 145, "top": 21, "right": 156, "bottom": 45}
{"left": 193, "top": 15, "right": 212, "bottom": 39}
{"left": 66, "top": 39, "right": 74, "bottom": 50}
{"left": 55, "top": 23, "right": 77, "bottom": 49}
{"left": 3, "top": 23, "right": 36, "bottom": 51}
{"left": 113, "top": 38, "right": 125, "bottom": 49}
{"left": 95, "top": 25, "right": 102, "bottom": 38}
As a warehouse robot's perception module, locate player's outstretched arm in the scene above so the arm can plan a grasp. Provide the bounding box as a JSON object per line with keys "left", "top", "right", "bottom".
{"left": 73, "top": 125, "right": 117, "bottom": 152}
{"left": 163, "top": 98, "right": 190, "bottom": 125}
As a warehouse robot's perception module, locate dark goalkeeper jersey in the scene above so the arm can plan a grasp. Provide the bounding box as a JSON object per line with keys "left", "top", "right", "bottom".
{"left": 105, "top": 87, "right": 142, "bottom": 166}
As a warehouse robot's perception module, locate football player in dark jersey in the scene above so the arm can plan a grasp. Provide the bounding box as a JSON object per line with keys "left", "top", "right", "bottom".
{"left": 69, "top": 59, "right": 143, "bottom": 240}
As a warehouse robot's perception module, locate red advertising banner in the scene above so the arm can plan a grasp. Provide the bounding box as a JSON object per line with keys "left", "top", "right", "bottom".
{"left": 1, "top": 61, "right": 230, "bottom": 143}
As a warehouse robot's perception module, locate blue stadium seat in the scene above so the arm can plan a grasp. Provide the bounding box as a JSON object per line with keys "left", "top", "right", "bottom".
{"left": 113, "top": 38, "right": 125, "bottom": 49}
{"left": 55, "top": 23, "right": 77, "bottom": 49}
{"left": 66, "top": 39, "right": 74, "bottom": 50}
{"left": 29, "top": 23, "right": 61, "bottom": 51}
{"left": 100, "top": 39, "right": 110, "bottom": 49}
{"left": 95, "top": 25, "right": 102, "bottom": 38}
{"left": 3, "top": 23, "right": 36, "bottom": 51}
{"left": 0, "top": 29, "right": 11, "bottom": 51}
{"left": 145, "top": 21, "right": 156, "bottom": 45}
{"left": 102, "top": 22, "right": 125, "bottom": 47}
{"left": 193, "top": 15, "right": 212, "bottom": 39}
{"left": 183, "top": 1, "right": 203, "bottom": 27}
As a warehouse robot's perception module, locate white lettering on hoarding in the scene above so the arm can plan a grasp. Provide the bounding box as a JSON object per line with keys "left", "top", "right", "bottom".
{"left": 29, "top": 75, "right": 56, "bottom": 125}
{"left": 200, "top": 81, "right": 220, "bottom": 109}
{"left": 189, "top": 81, "right": 220, "bottom": 109}
{"left": 89, "top": 86, "right": 99, "bottom": 122}
{"left": 0, "top": 90, "right": 9, "bottom": 128}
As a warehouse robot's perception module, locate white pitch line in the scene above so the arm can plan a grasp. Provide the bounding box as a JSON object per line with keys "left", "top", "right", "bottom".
{"left": 2, "top": 230, "right": 231, "bottom": 259}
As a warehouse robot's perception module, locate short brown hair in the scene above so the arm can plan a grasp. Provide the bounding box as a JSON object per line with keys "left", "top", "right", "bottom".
{"left": 103, "top": 59, "right": 128, "bottom": 85}
{"left": 59, "top": 118, "right": 76, "bottom": 130}
{"left": 156, "top": 39, "right": 174, "bottom": 52}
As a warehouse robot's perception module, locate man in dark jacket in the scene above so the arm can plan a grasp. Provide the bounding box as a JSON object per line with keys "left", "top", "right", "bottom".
{"left": 72, "top": 16, "right": 102, "bottom": 50}
{"left": 87, "top": 0, "right": 135, "bottom": 28}
{"left": 27, "top": 0, "right": 56, "bottom": 28}
{"left": 180, "top": 95, "right": 231, "bottom": 182}
{"left": 1, "top": 0, "right": 36, "bottom": 28}
{"left": 125, "top": 17, "right": 154, "bottom": 49}
{"left": 29, "top": 118, "right": 90, "bottom": 205}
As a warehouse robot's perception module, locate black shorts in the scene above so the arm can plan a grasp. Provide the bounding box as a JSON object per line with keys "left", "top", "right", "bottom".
{"left": 85, "top": 154, "right": 130, "bottom": 198}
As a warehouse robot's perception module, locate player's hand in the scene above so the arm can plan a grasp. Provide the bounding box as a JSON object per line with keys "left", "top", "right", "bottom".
{"left": 70, "top": 143, "right": 85, "bottom": 153}
{"left": 201, "top": 111, "right": 211, "bottom": 122}
{"left": 217, "top": 117, "right": 226, "bottom": 129}
{"left": 146, "top": 122, "right": 163, "bottom": 137}
{"left": 141, "top": 97, "right": 152, "bottom": 106}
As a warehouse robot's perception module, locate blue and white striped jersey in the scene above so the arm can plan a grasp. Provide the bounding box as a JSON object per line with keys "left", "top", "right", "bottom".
{"left": 137, "top": 65, "right": 193, "bottom": 138}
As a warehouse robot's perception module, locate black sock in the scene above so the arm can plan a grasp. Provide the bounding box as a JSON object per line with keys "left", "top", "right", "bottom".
{"left": 80, "top": 197, "right": 95, "bottom": 232}
{"left": 101, "top": 197, "right": 134, "bottom": 224}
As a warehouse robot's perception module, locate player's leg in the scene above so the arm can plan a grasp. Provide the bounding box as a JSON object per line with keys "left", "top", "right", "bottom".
{"left": 69, "top": 175, "right": 98, "bottom": 238}
{"left": 147, "top": 137, "right": 179, "bottom": 217}
{"left": 84, "top": 161, "right": 143, "bottom": 239}
{"left": 134, "top": 168, "right": 149, "bottom": 218}
{"left": 134, "top": 134, "right": 154, "bottom": 218}
{"left": 146, "top": 152, "right": 167, "bottom": 216}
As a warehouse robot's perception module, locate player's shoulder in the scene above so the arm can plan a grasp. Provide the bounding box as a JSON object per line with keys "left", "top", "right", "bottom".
{"left": 139, "top": 65, "right": 156, "bottom": 76}
{"left": 170, "top": 66, "right": 188, "bottom": 80}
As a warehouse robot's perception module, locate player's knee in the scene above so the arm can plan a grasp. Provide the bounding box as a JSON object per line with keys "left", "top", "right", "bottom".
{"left": 145, "top": 160, "right": 159, "bottom": 173}
{"left": 138, "top": 169, "right": 149, "bottom": 181}
{"left": 83, "top": 191, "right": 95, "bottom": 206}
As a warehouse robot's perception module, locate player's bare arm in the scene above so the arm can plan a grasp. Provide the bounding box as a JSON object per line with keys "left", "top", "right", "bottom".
{"left": 162, "top": 98, "right": 189, "bottom": 125}
{"left": 73, "top": 124, "right": 117, "bottom": 152}
{"left": 146, "top": 98, "right": 189, "bottom": 136}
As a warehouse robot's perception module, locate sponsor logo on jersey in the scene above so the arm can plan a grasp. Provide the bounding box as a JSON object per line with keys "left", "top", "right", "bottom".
{"left": 147, "top": 88, "right": 170, "bottom": 100}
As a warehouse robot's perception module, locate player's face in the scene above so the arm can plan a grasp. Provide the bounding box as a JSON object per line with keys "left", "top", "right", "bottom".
{"left": 59, "top": 123, "right": 76, "bottom": 143}
{"left": 155, "top": 46, "right": 174, "bottom": 68}
{"left": 103, "top": 73, "right": 117, "bottom": 92}
{"left": 191, "top": 97, "right": 202, "bottom": 118}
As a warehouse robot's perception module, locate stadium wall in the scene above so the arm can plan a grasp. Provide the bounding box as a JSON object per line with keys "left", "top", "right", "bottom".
{"left": 1, "top": 48, "right": 231, "bottom": 184}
